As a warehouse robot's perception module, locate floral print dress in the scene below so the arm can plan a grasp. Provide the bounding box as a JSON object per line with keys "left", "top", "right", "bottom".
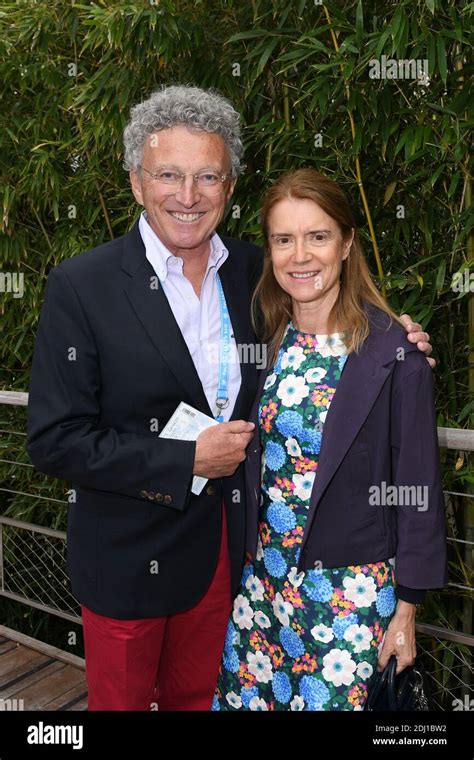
{"left": 212, "top": 321, "right": 396, "bottom": 711}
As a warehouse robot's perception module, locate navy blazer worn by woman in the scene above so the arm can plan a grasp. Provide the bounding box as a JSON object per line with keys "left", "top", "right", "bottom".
{"left": 245, "top": 304, "right": 448, "bottom": 605}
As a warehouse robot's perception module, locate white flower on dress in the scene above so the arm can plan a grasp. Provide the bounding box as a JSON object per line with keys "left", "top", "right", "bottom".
{"left": 311, "top": 623, "right": 334, "bottom": 644}
{"left": 356, "top": 661, "right": 374, "bottom": 680}
{"left": 247, "top": 650, "right": 273, "bottom": 683}
{"left": 276, "top": 375, "right": 309, "bottom": 406}
{"left": 264, "top": 372, "right": 277, "bottom": 390}
{"left": 290, "top": 695, "right": 305, "bottom": 711}
{"left": 319, "top": 410, "right": 328, "bottom": 424}
{"left": 313, "top": 335, "right": 346, "bottom": 358}
{"left": 225, "top": 692, "right": 242, "bottom": 709}
{"left": 322, "top": 648, "right": 357, "bottom": 687}
{"left": 254, "top": 611, "right": 271, "bottom": 629}
{"left": 245, "top": 574, "right": 265, "bottom": 602}
{"left": 304, "top": 367, "right": 327, "bottom": 384}
{"left": 292, "top": 471, "right": 316, "bottom": 501}
{"left": 232, "top": 594, "right": 254, "bottom": 630}
{"left": 268, "top": 486, "right": 285, "bottom": 503}
{"left": 249, "top": 696, "right": 269, "bottom": 711}
{"left": 281, "top": 346, "right": 306, "bottom": 371}
{"left": 256, "top": 537, "right": 264, "bottom": 560}
{"left": 288, "top": 566, "right": 305, "bottom": 587}
{"left": 343, "top": 573, "right": 377, "bottom": 608}
{"left": 272, "top": 592, "right": 294, "bottom": 627}
{"left": 344, "top": 623, "right": 373, "bottom": 653}
{"left": 285, "top": 437, "right": 302, "bottom": 457}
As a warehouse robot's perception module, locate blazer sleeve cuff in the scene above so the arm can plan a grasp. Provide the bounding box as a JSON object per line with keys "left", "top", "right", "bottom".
{"left": 395, "top": 584, "right": 426, "bottom": 604}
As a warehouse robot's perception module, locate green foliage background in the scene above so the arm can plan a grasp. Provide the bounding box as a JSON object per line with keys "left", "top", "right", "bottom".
{"left": 0, "top": 0, "right": 472, "bottom": 703}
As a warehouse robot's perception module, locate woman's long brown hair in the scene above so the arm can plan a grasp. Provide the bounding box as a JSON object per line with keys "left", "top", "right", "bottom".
{"left": 251, "top": 168, "right": 402, "bottom": 367}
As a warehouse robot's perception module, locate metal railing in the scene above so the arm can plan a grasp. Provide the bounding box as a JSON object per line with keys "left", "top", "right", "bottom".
{"left": 0, "top": 516, "right": 81, "bottom": 624}
{"left": 0, "top": 390, "right": 472, "bottom": 710}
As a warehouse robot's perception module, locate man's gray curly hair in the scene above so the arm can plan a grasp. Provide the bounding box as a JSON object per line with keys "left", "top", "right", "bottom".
{"left": 123, "top": 85, "right": 244, "bottom": 177}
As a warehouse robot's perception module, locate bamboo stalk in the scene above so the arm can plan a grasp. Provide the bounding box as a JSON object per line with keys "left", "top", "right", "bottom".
{"left": 283, "top": 79, "right": 290, "bottom": 129}
{"left": 454, "top": 37, "right": 473, "bottom": 695}
{"left": 322, "top": 4, "right": 385, "bottom": 294}
{"left": 96, "top": 182, "right": 114, "bottom": 240}
{"left": 31, "top": 206, "right": 52, "bottom": 251}
{"left": 84, "top": 150, "right": 114, "bottom": 240}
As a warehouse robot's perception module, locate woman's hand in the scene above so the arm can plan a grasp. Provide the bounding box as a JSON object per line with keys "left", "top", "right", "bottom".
{"left": 377, "top": 599, "right": 417, "bottom": 675}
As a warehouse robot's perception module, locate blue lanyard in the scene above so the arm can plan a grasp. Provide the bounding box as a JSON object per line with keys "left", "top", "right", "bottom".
{"left": 214, "top": 274, "right": 231, "bottom": 422}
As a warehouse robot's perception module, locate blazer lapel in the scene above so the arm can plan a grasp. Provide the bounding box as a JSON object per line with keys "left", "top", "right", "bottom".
{"left": 218, "top": 248, "right": 260, "bottom": 422}
{"left": 121, "top": 223, "right": 213, "bottom": 416}
{"left": 306, "top": 346, "right": 391, "bottom": 515}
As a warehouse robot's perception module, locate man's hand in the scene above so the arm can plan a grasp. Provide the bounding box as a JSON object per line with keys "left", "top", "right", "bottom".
{"left": 400, "top": 313, "right": 436, "bottom": 369}
{"left": 377, "top": 599, "right": 417, "bottom": 675}
{"left": 194, "top": 420, "right": 255, "bottom": 479}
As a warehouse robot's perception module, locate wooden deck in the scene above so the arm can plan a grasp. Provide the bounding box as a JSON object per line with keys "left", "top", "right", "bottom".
{"left": 0, "top": 625, "right": 87, "bottom": 711}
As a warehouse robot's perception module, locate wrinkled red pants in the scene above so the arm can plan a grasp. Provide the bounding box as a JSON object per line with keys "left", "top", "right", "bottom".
{"left": 81, "top": 504, "right": 231, "bottom": 711}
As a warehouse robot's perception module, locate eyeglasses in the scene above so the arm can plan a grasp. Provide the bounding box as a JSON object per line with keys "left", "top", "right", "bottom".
{"left": 138, "top": 165, "right": 231, "bottom": 194}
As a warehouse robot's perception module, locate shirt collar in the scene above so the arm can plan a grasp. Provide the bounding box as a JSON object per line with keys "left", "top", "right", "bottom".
{"left": 138, "top": 210, "right": 229, "bottom": 283}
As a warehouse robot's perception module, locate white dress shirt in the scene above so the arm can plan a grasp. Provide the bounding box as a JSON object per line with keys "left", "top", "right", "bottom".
{"left": 138, "top": 211, "right": 242, "bottom": 421}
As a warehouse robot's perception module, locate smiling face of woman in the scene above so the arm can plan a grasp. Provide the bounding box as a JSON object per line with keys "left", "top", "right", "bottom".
{"left": 267, "top": 197, "right": 353, "bottom": 330}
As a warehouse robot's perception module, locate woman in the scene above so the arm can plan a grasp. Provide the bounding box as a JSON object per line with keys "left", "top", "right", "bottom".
{"left": 212, "top": 168, "right": 447, "bottom": 711}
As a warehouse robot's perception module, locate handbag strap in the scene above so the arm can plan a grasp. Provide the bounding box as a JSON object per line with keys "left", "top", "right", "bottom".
{"left": 367, "top": 655, "right": 394, "bottom": 709}
{"left": 386, "top": 655, "right": 399, "bottom": 711}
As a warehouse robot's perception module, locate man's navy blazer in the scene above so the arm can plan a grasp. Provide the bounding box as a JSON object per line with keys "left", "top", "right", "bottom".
{"left": 245, "top": 305, "right": 448, "bottom": 604}
{"left": 26, "top": 221, "right": 263, "bottom": 619}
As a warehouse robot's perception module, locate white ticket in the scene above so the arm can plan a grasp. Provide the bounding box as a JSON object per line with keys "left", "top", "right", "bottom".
{"left": 159, "top": 402, "right": 219, "bottom": 495}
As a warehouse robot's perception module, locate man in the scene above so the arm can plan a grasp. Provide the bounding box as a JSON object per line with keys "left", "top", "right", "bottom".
{"left": 26, "top": 85, "right": 434, "bottom": 711}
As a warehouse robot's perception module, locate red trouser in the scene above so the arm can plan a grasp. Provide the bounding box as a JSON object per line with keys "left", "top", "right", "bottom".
{"left": 81, "top": 504, "right": 231, "bottom": 711}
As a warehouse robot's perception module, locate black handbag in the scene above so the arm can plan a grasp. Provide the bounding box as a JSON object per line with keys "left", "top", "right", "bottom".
{"left": 365, "top": 654, "right": 432, "bottom": 711}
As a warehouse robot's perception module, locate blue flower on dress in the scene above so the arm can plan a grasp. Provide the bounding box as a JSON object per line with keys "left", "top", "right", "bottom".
{"left": 240, "top": 685, "right": 259, "bottom": 708}
{"left": 265, "top": 441, "right": 286, "bottom": 470}
{"left": 241, "top": 563, "right": 254, "bottom": 585}
{"left": 267, "top": 502, "right": 296, "bottom": 533}
{"left": 224, "top": 620, "right": 238, "bottom": 652}
{"left": 275, "top": 410, "right": 303, "bottom": 437}
{"left": 263, "top": 548, "right": 287, "bottom": 578}
{"left": 272, "top": 671, "right": 292, "bottom": 704}
{"left": 332, "top": 612, "right": 358, "bottom": 639}
{"left": 280, "top": 626, "right": 305, "bottom": 658}
{"left": 376, "top": 585, "right": 396, "bottom": 617}
{"left": 273, "top": 348, "right": 284, "bottom": 374}
{"left": 299, "top": 675, "right": 330, "bottom": 710}
{"left": 300, "top": 428, "right": 322, "bottom": 455}
{"left": 211, "top": 694, "right": 220, "bottom": 711}
{"left": 338, "top": 355, "right": 348, "bottom": 372}
{"left": 302, "top": 570, "right": 333, "bottom": 602}
{"left": 223, "top": 649, "right": 240, "bottom": 673}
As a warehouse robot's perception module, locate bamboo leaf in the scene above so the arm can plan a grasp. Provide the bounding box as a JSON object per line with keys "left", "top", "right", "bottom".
{"left": 383, "top": 180, "right": 397, "bottom": 205}
{"left": 436, "top": 35, "right": 448, "bottom": 83}
{"left": 355, "top": 0, "right": 363, "bottom": 46}
{"left": 436, "top": 259, "right": 446, "bottom": 292}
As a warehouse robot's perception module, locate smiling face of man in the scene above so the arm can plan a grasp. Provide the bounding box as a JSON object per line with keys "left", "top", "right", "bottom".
{"left": 130, "top": 125, "right": 236, "bottom": 259}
